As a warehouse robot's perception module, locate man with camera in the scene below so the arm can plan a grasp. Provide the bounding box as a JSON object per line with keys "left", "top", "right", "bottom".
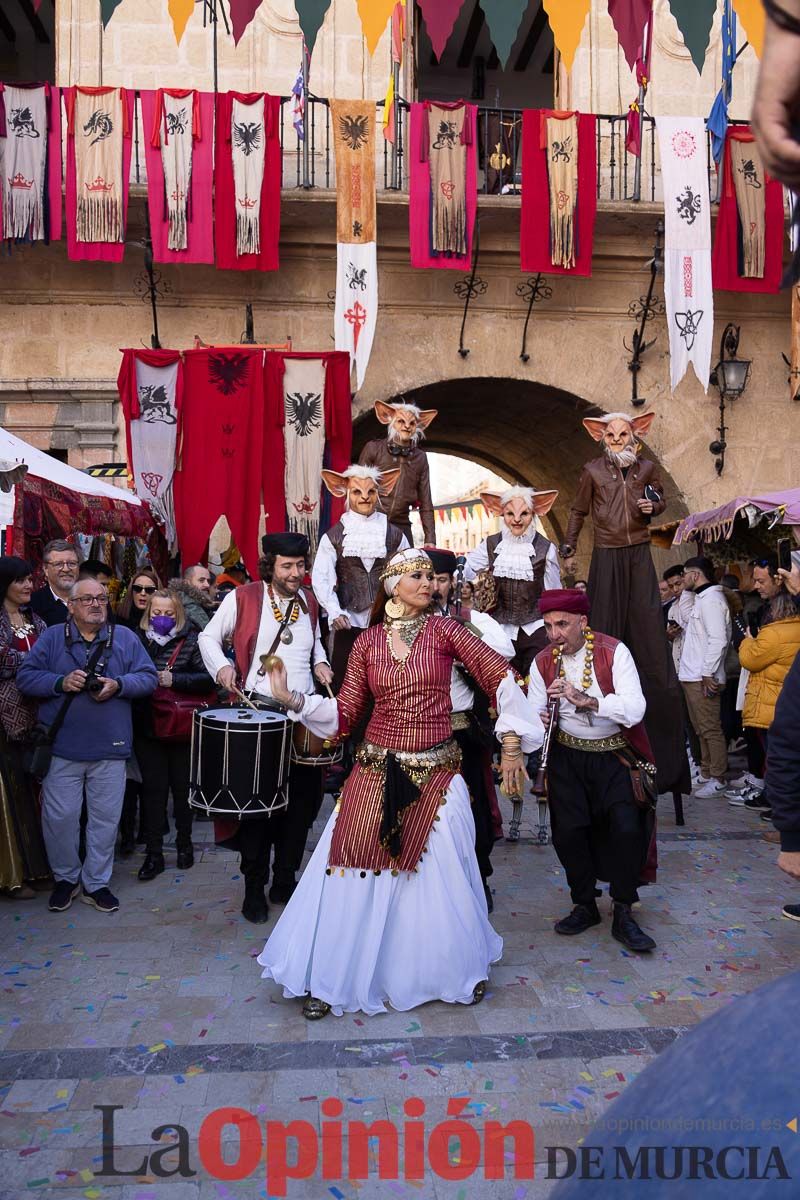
{"left": 17, "top": 578, "right": 157, "bottom": 914}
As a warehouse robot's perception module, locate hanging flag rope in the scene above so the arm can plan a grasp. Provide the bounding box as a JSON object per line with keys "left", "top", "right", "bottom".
{"left": 668, "top": 0, "right": 717, "bottom": 73}
{"left": 417, "top": 0, "right": 464, "bottom": 61}
{"left": 479, "top": 0, "right": 528, "bottom": 69}
{"left": 542, "top": 0, "right": 591, "bottom": 74}
{"left": 294, "top": 0, "right": 333, "bottom": 57}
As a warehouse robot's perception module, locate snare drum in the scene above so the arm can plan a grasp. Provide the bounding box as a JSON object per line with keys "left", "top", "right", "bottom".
{"left": 189, "top": 706, "right": 291, "bottom": 817}
{"left": 241, "top": 691, "right": 343, "bottom": 769}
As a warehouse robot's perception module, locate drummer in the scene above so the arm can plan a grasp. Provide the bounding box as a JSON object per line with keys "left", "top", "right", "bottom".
{"left": 198, "top": 532, "right": 333, "bottom": 924}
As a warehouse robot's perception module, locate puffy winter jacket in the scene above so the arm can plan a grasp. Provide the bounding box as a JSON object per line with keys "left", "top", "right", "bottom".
{"left": 133, "top": 624, "right": 216, "bottom": 738}
{"left": 739, "top": 616, "right": 800, "bottom": 730}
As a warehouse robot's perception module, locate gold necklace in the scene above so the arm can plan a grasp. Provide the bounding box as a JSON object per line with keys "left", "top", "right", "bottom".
{"left": 268, "top": 585, "right": 300, "bottom": 645}
{"left": 385, "top": 612, "right": 427, "bottom": 660}
{"left": 553, "top": 627, "right": 595, "bottom": 691}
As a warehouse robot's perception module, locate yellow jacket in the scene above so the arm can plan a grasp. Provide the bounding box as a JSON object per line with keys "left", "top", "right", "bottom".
{"left": 740, "top": 617, "right": 800, "bottom": 729}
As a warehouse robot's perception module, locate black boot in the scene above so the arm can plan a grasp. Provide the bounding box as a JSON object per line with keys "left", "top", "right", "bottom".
{"left": 176, "top": 843, "right": 194, "bottom": 870}
{"left": 554, "top": 903, "right": 601, "bottom": 936}
{"left": 118, "top": 787, "right": 137, "bottom": 857}
{"left": 242, "top": 881, "right": 269, "bottom": 924}
{"left": 268, "top": 879, "right": 296, "bottom": 905}
{"left": 138, "top": 853, "right": 165, "bottom": 882}
{"left": 611, "top": 902, "right": 656, "bottom": 953}
{"left": 483, "top": 881, "right": 494, "bottom": 914}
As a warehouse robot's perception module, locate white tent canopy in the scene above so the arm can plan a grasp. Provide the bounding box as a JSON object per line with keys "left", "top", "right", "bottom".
{"left": 0, "top": 425, "right": 142, "bottom": 533}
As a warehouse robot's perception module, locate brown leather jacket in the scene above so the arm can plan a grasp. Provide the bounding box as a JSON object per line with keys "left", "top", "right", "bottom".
{"left": 564, "top": 455, "right": 666, "bottom": 551}
{"left": 358, "top": 438, "right": 436, "bottom": 543}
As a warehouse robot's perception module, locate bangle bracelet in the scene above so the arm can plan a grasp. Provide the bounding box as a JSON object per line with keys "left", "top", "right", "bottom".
{"left": 764, "top": 0, "right": 800, "bottom": 36}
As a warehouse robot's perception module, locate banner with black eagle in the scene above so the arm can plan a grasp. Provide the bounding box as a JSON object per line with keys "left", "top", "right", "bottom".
{"left": 141, "top": 88, "right": 215, "bottom": 264}
{"left": 118, "top": 349, "right": 183, "bottom": 551}
{"left": 264, "top": 351, "right": 353, "bottom": 553}
{"left": 331, "top": 99, "right": 377, "bottom": 390}
{"left": 214, "top": 91, "right": 281, "bottom": 271}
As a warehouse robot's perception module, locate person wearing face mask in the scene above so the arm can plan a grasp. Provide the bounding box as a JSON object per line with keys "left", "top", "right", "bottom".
{"left": 133, "top": 589, "right": 215, "bottom": 881}
{"left": 465, "top": 485, "right": 562, "bottom": 679}
{"left": 358, "top": 401, "right": 438, "bottom": 545}
{"left": 559, "top": 411, "right": 690, "bottom": 799}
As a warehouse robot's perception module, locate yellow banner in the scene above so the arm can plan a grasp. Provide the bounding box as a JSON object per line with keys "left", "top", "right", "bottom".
{"left": 732, "top": 0, "right": 764, "bottom": 56}
{"left": 357, "top": 0, "right": 396, "bottom": 54}
{"left": 168, "top": 0, "right": 195, "bottom": 44}
{"left": 542, "top": 0, "right": 591, "bottom": 73}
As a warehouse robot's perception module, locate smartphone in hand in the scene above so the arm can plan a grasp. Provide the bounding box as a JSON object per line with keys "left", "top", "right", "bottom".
{"left": 777, "top": 537, "right": 793, "bottom": 574}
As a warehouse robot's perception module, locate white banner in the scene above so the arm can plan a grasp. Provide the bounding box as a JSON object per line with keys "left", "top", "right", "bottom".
{"left": 130, "top": 358, "right": 179, "bottom": 548}
{"left": 657, "top": 117, "right": 713, "bottom": 392}
{"left": 283, "top": 357, "right": 327, "bottom": 554}
{"left": 335, "top": 241, "right": 378, "bottom": 390}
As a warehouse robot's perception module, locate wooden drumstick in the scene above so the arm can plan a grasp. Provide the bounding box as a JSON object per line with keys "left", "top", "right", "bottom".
{"left": 232, "top": 686, "right": 260, "bottom": 712}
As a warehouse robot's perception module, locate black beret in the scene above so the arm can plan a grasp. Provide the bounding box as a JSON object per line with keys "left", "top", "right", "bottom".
{"left": 261, "top": 532, "right": 310, "bottom": 557}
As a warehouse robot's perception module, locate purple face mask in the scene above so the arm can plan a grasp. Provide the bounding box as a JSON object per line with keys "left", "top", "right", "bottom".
{"left": 150, "top": 614, "right": 176, "bottom": 636}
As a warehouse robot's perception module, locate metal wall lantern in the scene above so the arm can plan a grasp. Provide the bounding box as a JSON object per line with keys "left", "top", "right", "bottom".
{"left": 708, "top": 323, "right": 752, "bottom": 476}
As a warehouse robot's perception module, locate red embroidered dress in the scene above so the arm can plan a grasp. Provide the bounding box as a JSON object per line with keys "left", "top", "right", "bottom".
{"left": 325, "top": 615, "right": 512, "bottom": 872}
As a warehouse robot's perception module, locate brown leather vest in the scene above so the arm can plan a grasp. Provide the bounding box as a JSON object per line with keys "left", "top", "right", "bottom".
{"left": 486, "top": 531, "right": 549, "bottom": 627}
{"left": 327, "top": 519, "right": 405, "bottom": 614}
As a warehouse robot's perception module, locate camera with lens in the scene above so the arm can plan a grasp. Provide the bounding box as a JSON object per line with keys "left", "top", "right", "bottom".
{"left": 83, "top": 673, "right": 104, "bottom": 694}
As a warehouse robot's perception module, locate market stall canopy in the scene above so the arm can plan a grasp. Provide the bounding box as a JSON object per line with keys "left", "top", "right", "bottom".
{"left": 673, "top": 489, "right": 800, "bottom": 545}
{"left": 0, "top": 427, "right": 142, "bottom": 505}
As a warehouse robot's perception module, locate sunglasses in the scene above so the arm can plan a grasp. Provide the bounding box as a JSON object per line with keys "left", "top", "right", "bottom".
{"left": 749, "top": 559, "right": 775, "bottom": 570}
{"left": 131, "top": 584, "right": 157, "bottom": 594}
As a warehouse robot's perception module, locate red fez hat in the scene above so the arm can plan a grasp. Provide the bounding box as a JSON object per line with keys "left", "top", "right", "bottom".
{"left": 539, "top": 588, "right": 591, "bottom": 617}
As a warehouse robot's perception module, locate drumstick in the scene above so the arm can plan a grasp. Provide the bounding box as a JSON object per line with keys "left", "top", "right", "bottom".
{"left": 232, "top": 686, "right": 260, "bottom": 712}
{"left": 324, "top": 684, "right": 335, "bottom": 700}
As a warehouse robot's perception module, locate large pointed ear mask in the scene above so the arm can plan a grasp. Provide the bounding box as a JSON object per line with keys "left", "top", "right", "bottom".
{"left": 321, "top": 470, "right": 350, "bottom": 498}
{"left": 630, "top": 412, "right": 656, "bottom": 438}
{"left": 374, "top": 401, "right": 397, "bottom": 426}
{"left": 531, "top": 489, "right": 559, "bottom": 516}
{"left": 480, "top": 492, "right": 505, "bottom": 517}
{"left": 416, "top": 409, "right": 437, "bottom": 430}
{"left": 378, "top": 467, "right": 402, "bottom": 496}
{"left": 582, "top": 417, "right": 615, "bottom": 442}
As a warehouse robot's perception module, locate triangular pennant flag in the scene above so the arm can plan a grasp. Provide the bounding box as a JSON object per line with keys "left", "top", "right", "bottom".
{"left": 294, "top": 0, "right": 333, "bottom": 56}
{"left": 357, "top": 0, "right": 396, "bottom": 54}
{"left": 100, "top": 0, "right": 125, "bottom": 27}
{"left": 542, "top": 0, "right": 591, "bottom": 73}
{"left": 607, "top": 0, "right": 652, "bottom": 72}
{"left": 732, "top": 0, "right": 764, "bottom": 56}
{"left": 479, "top": 0, "right": 527, "bottom": 68}
{"left": 229, "top": 0, "right": 263, "bottom": 45}
{"left": 668, "top": 0, "right": 717, "bottom": 73}
{"left": 168, "top": 0, "right": 195, "bottom": 44}
{"left": 418, "top": 0, "right": 465, "bottom": 60}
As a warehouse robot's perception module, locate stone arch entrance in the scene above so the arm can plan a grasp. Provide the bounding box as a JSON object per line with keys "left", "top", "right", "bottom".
{"left": 352, "top": 376, "right": 688, "bottom": 552}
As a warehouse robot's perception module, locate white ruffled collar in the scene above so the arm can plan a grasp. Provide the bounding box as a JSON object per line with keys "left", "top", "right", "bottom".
{"left": 341, "top": 509, "right": 388, "bottom": 559}
{"left": 492, "top": 525, "right": 537, "bottom": 581}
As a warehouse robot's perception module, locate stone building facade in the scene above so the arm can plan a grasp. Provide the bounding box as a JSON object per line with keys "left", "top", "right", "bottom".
{"left": 0, "top": 0, "right": 794, "bottom": 569}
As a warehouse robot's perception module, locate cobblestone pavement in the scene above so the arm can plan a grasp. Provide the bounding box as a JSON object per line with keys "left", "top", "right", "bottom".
{"left": 1, "top": 776, "right": 796, "bottom": 1199}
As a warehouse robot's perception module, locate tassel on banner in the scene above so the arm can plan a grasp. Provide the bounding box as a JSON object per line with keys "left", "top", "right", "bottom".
{"left": 76, "top": 194, "right": 122, "bottom": 243}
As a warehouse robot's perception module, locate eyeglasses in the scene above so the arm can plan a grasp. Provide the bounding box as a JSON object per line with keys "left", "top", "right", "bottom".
{"left": 45, "top": 560, "right": 79, "bottom": 570}
{"left": 71, "top": 596, "right": 108, "bottom": 606}
{"left": 131, "top": 584, "right": 156, "bottom": 594}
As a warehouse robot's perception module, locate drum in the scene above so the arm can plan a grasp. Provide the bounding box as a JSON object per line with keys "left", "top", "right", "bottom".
{"left": 189, "top": 706, "right": 291, "bottom": 817}
{"left": 240, "top": 690, "right": 343, "bottom": 769}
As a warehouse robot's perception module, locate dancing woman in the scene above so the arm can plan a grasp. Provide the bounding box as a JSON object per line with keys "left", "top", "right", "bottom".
{"left": 258, "top": 548, "right": 529, "bottom": 1018}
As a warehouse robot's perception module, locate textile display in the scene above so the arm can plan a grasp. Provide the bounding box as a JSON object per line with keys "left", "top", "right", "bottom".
{"left": 12, "top": 472, "right": 163, "bottom": 579}
{"left": 168, "top": 0, "right": 195, "bottom": 43}
{"left": 117, "top": 349, "right": 183, "bottom": 550}
{"left": 792, "top": 285, "right": 800, "bottom": 401}
{"left": 541, "top": 0, "right": 591, "bottom": 73}
{"left": 214, "top": 91, "right": 281, "bottom": 272}
{"left": 173, "top": 348, "right": 265, "bottom": 577}
{"left": 480, "top": 0, "right": 528, "bottom": 68}
{"left": 625, "top": 4, "right": 653, "bottom": 158}
{"left": 732, "top": 0, "right": 764, "bottom": 55}
{"left": 712, "top": 127, "right": 783, "bottom": 294}
{"left": 409, "top": 101, "right": 477, "bottom": 271}
{"left": 331, "top": 99, "right": 377, "bottom": 389}
{"left": 520, "top": 110, "right": 597, "bottom": 277}
{"left": 263, "top": 351, "right": 353, "bottom": 540}
{"left": 230, "top": 0, "right": 262, "bottom": 44}
{"left": 657, "top": 117, "right": 713, "bottom": 392}
{"left": 64, "top": 86, "right": 133, "bottom": 263}
{"left": 141, "top": 89, "right": 214, "bottom": 264}
{"left": 0, "top": 83, "right": 60, "bottom": 243}
{"left": 668, "top": 0, "right": 717, "bottom": 73}
{"left": 417, "top": 0, "right": 462, "bottom": 59}
{"left": 281, "top": 357, "right": 328, "bottom": 553}
{"left": 358, "top": 0, "right": 396, "bottom": 53}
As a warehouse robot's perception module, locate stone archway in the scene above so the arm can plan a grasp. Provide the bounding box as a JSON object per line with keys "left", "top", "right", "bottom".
{"left": 352, "top": 376, "right": 688, "bottom": 554}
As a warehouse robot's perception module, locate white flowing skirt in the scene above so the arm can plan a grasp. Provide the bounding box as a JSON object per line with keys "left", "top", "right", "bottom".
{"left": 257, "top": 774, "right": 503, "bottom": 1016}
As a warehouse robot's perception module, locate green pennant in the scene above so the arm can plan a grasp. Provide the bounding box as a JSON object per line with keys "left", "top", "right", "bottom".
{"left": 99, "top": 0, "right": 124, "bottom": 28}
{"left": 294, "top": 0, "right": 333, "bottom": 56}
{"left": 669, "top": 0, "right": 717, "bottom": 72}
{"left": 479, "top": 0, "right": 528, "bottom": 68}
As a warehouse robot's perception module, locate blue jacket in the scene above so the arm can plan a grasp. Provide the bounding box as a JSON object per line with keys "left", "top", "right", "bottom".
{"left": 765, "top": 651, "right": 800, "bottom": 852}
{"left": 17, "top": 621, "right": 158, "bottom": 762}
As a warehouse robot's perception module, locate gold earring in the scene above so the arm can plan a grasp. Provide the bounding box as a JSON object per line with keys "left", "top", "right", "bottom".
{"left": 385, "top": 596, "right": 405, "bottom": 619}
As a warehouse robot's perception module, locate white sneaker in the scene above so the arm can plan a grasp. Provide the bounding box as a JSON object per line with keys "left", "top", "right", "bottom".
{"left": 694, "top": 779, "right": 727, "bottom": 799}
